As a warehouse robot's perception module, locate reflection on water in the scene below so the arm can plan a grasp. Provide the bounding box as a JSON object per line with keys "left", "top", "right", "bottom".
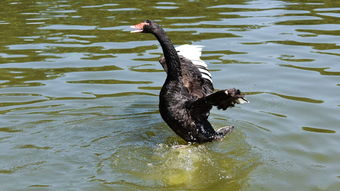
{"left": 108, "top": 130, "right": 259, "bottom": 190}
{"left": 148, "top": 144, "right": 257, "bottom": 189}
{"left": 302, "top": 126, "right": 336, "bottom": 134}
{"left": 1, "top": 0, "right": 340, "bottom": 190}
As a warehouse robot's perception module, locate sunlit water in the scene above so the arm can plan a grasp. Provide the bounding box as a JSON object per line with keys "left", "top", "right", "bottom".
{"left": 0, "top": 0, "right": 339, "bottom": 190}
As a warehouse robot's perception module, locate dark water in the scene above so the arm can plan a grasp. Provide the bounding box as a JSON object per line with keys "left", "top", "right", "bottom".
{"left": 0, "top": 0, "right": 340, "bottom": 190}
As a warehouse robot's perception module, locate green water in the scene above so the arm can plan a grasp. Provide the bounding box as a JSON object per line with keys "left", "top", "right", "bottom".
{"left": 0, "top": 0, "right": 339, "bottom": 190}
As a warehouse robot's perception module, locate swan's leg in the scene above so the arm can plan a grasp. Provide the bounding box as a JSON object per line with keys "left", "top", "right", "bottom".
{"left": 214, "top": 126, "right": 234, "bottom": 139}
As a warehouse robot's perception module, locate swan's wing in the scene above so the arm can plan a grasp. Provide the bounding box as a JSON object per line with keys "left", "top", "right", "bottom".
{"left": 159, "top": 55, "right": 213, "bottom": 97}
{"left": 159, "top": 44, "right": 214, "bottom": 97}
{"left": 189, "top": 88, "right": 248, "bottom": 111}
{"left": 176, "top": 45, "right": 212, "bottom": 84}
{"left": 176, "top": 45, "right": 214, "bottom": 96}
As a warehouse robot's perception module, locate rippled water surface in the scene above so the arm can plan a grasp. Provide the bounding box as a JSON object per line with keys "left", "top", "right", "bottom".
{"left": 1, "top": 0, "right": 340, "bottom": 190}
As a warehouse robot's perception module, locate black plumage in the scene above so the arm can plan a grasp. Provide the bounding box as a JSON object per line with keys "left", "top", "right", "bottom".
{"left": 131, "top": 20, "right": 248, "bottom": 143}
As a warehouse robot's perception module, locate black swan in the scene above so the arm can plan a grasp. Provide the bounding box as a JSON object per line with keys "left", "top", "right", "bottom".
{"left": 131, "top": 20, "right": 248, "bottom": 143}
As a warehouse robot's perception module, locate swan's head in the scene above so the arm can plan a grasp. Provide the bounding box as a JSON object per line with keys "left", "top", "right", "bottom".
{"left": 130, "top": 20, "right": 161, "bottom": 33}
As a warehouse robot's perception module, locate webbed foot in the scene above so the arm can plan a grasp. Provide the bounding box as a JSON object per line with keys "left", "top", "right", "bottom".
{"left": 215, "top": 126, "right": 234, "bottom": 140}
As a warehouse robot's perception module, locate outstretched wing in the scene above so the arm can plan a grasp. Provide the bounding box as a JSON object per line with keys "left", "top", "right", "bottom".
{"left": 190, "top": 88, "right": 248, "bottom": 111}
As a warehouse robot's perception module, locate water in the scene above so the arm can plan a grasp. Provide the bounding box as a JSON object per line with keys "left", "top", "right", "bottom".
{"left": 0, "top": 0, "right": 339, "bottom": 190}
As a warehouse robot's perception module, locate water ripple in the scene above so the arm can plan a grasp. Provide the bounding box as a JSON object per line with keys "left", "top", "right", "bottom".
{"left": 281, "top": 64, "right": 340, "bottom": 76}
{"left": 302, "top": 126, "right": 336, "bottom": 134}
{"left": 0, "top": 0, "right": 340, "bottom": 190}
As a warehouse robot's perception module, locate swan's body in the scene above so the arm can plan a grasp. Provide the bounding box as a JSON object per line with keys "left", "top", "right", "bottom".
{"left": 131, "top": 20, "right": 248, "bottom": 143}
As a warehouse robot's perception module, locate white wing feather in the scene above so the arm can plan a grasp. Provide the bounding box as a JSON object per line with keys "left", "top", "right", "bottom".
{"left": 175, "top": 44, "right": 212, "bottom": 82}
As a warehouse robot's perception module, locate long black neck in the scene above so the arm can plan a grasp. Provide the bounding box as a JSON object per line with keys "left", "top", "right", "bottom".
{"left": 152, "top": 28, "right": 181, "bottom": 79}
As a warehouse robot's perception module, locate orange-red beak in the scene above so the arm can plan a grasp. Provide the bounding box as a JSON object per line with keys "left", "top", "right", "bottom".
{"left": 130, "top": 22, "right": 149, "bottom": 33}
